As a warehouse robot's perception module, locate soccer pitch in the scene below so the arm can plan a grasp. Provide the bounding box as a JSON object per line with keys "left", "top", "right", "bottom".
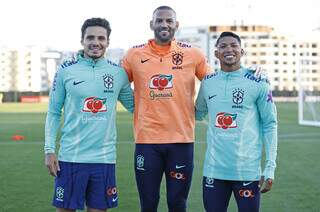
{"left": 0, "top": 103, "right": 319, "bottom": 212}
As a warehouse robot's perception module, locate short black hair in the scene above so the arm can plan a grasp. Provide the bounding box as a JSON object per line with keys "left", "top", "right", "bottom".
{"left": 216, "top": 31, "right": 241, "bottom": 47}
{"left": 153, "top": 5, "right": 176, "bottom": 15}
{"left": 81, "top": 18, "right": 111, "bottom": 41}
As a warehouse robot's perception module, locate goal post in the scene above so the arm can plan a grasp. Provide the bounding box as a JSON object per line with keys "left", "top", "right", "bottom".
{"left": 298, "top": 59, "right": 320, "bottom": 127}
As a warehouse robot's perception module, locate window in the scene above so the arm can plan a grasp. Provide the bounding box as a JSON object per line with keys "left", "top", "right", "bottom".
{"left": 274, "top": 61, "right": 279, "bottom": 64}
{"left": 312, "top": 53, "right": 317, "bottom": 56}
{"left": 274, "top": 52, "right": 279, "bottom": 56}
{"left": 209, "top": 26, "right": 217, "bottom": 32}
{"left": 242, "top": 26, "right": 248, "bottom": 31}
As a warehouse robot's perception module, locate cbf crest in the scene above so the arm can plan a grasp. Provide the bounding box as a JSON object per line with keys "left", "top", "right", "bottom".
{"left": 205, "top": 177, "right": 214, "bottom": 188}
{"left": 232, "top": 88, "right": 244, "bottom": 109}
{"left": 136, "top": 155, "right": 145, "bottom": 171}
{"left": 103, "top": 74, "right": 114, "bottom": 93}
{"left": 172, "top": 51, "right": 183, "bottom": 69}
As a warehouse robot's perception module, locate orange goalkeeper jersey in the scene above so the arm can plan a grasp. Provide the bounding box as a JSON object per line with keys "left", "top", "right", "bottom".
{"left": 122, "top": 39, "right": 211, "bottom": 144}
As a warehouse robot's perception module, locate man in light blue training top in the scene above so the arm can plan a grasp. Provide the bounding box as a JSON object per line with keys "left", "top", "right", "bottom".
{"left": 195, "top": 31, "right": 278, "bottom": 212}
{"left": 44, "top": 18, "right": 134, "bottom": 212}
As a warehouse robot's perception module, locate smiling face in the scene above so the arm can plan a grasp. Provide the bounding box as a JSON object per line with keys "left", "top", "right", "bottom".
{"left": 215, "top": 36, "right": 244, "bottom": 71}
{"left": 150, "top": 9, "right": 179, "bottom": 45}
{"left": 81, "top": 26, "right": 109, "bottom": 60}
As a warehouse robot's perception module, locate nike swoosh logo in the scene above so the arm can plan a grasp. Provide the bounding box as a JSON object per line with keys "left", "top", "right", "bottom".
{"left": 208, "top": 95, "right": 217, "bottom": 100}
{"left": 73, "top": 80, "right": 85, "bottom": 85}
{"left": 243, "top": 181, "right": 253, "bottom": 186}
{"left": 112, "top": 196, "right": 118, "bottom": 202}
{"left": 141, "top": 58, "right": 150, "bottom": 63}
{"left": 175, "top": 165, "right": 186, "bottom": 169}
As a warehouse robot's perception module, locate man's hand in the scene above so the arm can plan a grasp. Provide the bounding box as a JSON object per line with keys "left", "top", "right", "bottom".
{"left": 248, "top": 65, "right": 268, "bottom": 80}
{"left": 45, "top": 153, "right": 60, "bottom": 177}
{"left": 259, "top": 176, "right": 273, "bottom": 193}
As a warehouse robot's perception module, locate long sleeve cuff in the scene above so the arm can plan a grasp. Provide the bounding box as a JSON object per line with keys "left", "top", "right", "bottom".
{"left": 263, "top": 166, "right": 275, "bottom": 180}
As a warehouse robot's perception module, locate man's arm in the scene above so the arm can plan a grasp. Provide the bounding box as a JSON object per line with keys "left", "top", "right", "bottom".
{"left": 195, "top": 81, "right": 208, "bottom": 121}
{"left": 257, "top": 82, "right": 278, "bottom": 192}
{"left": 192, "top": 47, "right": 212, "bottom": 80}
{"left": 118, "top": 70, "right": 134, "bottom": 113}
{"left": 44, "top": 68, "right": 65, "bottom": 176}
{"left": 121, "top": 49, "right": 134, "bottom": 82}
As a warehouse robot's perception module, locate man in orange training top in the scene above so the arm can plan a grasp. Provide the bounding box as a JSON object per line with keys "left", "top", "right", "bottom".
{"left": 122, "top": 6, "right": 210, "bottom": 212}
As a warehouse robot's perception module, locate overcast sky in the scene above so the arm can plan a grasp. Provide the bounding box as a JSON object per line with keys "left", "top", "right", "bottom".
{"left": 1, "top": 0, "right": 319, "bottom": 50}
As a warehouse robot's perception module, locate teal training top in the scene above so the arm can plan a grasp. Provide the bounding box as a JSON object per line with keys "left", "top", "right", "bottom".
{"left": 195, "top": 67, "right": 278, "bottom": 181}
{"left": 44, "top": 52, "right": 134, "bottom": 164}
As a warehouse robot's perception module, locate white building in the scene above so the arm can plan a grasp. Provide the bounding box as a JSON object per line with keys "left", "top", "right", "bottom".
{"left": 0, "top": 46, "right": 62, "bottom": 92}
{"left": 176, "top": 25, "right": 320, "bottom": 94}
{"left": 0, "top": 47, "right": 127, "bottom": 92}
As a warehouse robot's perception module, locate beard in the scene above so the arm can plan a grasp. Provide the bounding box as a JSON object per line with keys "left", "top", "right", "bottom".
{"left": 154, "top": 29, "right": 175, "bottom": 44}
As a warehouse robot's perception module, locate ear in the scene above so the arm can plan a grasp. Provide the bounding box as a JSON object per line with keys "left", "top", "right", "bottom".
{"left": 176, "top": 21, "right": 179, "bottom": 29}
{"left": 240, "top": 48, "right": 244, "bottom": 56}
{"left": 150, "top": 20, "right": 154, "bottom": 31}
{"left": 214, "top": 50, "right": 219, "bottom": 59}
{"left": 80, "top": 39, "right": 84, "bottom": 47}
{"left": 106, "top": 39, "right": 110, "bottom": 48}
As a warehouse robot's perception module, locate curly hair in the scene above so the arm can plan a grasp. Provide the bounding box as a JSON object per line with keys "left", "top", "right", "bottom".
{"left": 81, "top": 18, "right": 111, "bottom": 41}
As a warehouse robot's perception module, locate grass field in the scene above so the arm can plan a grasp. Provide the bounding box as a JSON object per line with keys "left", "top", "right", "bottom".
{"left": 0, "top": 102, "right": 320, "bottom": 212}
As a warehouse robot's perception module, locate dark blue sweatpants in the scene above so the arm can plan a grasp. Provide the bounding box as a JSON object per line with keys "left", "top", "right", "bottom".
{"left": 135, "top": 143, "right": 194, "bottom": 212}
{"left": 203, "top": 177, "right": 260, "bottom": 212}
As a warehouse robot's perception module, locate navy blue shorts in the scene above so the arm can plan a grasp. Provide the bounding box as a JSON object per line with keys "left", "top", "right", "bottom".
{"left": 203, "top": 177, "right": 260, "bottom": 212}
{"left": 52, "top": 161, "right": 117, "bottom": 210}
{"left": 135, "top": 143, "right": 194, "bottom": 212}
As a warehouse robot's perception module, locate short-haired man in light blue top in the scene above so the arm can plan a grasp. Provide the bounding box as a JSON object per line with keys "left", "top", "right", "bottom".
{"left": 195, "top": 31, "right": 278, "bottom": 212}
{"left": 44, "top": 18, "right": 134, "bottom": 212}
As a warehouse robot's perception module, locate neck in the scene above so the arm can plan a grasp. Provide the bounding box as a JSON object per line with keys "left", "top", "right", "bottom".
{"left": 83, "top": 54, "right": 102, "bottom": 61}
{"left": 221, "top": 63, "right": 241, "bottom": 72}
{"left": 154, "top": 38, "right": 172, "bottom": 46}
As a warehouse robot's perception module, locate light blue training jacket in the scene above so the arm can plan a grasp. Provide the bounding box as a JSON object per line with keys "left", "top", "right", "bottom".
{"left": 196, "top": 67, "right": 277, "bottom": 181}
{"left": 44, "top": 52, "right": 134, "bottom": 164}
